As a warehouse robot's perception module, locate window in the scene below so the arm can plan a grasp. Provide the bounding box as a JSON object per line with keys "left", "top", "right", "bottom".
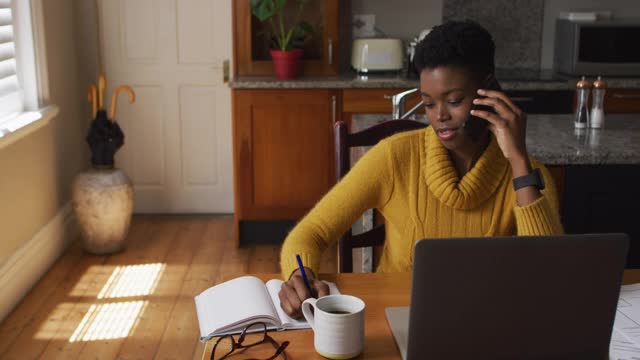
{"left": 0, "top": 0, "right": 58, "bottom": 148}
{"left": 0, "top": 0, "right": 21, "bottom": 119}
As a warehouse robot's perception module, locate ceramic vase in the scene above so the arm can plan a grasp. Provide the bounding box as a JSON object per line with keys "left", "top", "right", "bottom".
{"left": 71, "top": 167, "right": 134, "bottom": 254}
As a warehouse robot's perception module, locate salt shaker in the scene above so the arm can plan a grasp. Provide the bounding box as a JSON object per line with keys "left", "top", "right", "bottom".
{"left": 574, "top": 76, "right": 591, "bottom": 129}
{"left": 590, "top": 76, "right": 607, "bottom": 128}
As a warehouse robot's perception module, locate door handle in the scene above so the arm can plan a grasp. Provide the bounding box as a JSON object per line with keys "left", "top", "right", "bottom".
{"left": 612, "top": 93, "right": 640, "bottom": 100}
{"left": 328, "top": 39, "right": 333, "bottom": 66}
{"left": 332, "top": 95, "right": 337, "bottom": 122}
{"left": 223, "top": 60, "right": 230, "bottom": 84}
{"left": 510, "top": 96, "right": 535, "bottom": 102}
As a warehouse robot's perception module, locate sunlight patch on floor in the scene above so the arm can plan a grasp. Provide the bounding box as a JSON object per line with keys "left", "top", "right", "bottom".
{"left": 97, "top": 263, "right": 165, "bottom": 299}
{"left": 34, "top": 263, "right": 164, "bottom": 341}
{"left": 68, "top": 301, "right": 147, "bottom": 342}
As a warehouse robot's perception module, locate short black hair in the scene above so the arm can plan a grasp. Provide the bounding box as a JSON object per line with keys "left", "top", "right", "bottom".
{"left": 413, "top": 20, "right": 495, "bottom": 78}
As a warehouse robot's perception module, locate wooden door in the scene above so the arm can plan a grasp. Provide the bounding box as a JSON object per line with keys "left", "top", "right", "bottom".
{"left": 98, "top": 0, "right": 233, "bottom": 213}
{"left": 233, "top": 89, "right": 337, "bottom": 222}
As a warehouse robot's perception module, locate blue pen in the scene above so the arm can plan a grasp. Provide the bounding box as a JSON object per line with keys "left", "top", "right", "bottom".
{"left": 296, "top": 254, "right": 315, "bottom": 297}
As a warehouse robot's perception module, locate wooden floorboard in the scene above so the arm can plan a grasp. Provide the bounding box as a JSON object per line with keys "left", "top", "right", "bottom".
{"left": 0, "top": 215, "right": 337, "bottom": 360}
{"left": 119, "top": 217, "right": 208, "bottom": 360}
{"left": 154, "top": 217, "right": 225, "bottom": 360}
{"left": 0, "top": 241, "right": 84, "bottom": 356}
{"left": 38, "top": 218, "right": 155, "bottom": 360}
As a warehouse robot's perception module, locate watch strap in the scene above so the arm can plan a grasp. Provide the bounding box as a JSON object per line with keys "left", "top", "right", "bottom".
{"left": 512, "top": 168, "right": 545, "bottom": 191}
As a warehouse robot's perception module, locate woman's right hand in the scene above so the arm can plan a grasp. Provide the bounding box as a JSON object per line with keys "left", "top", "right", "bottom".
{"left": 278, "top": 267, "right": 330, "bottom": 319}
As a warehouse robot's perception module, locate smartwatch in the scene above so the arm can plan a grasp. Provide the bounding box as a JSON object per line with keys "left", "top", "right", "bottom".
{"left": 512, "top": 168, "right": 545, "bottom": 191}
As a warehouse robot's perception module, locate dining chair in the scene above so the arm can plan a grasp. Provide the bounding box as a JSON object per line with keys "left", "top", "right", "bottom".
{"left": 334, "top": 119, "right": 428, "bottom": 272}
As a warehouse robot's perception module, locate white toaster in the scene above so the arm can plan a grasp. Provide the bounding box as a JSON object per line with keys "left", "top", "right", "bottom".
{"left": 351, "top": 38, "right": 404, "bottom": 72}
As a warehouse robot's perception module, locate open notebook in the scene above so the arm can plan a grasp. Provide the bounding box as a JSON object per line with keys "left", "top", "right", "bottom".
{"left": 194, "top": 276, "right": 340, "bottom": 342}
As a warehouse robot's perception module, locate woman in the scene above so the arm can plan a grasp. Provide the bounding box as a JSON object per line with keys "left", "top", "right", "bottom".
{"left": 278, "top": 20, "right": 563, "bottom": 318}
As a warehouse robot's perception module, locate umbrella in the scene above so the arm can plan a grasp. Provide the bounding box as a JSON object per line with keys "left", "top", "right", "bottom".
{"left": 86, "top": 73, "right": 135, "bottom": 167}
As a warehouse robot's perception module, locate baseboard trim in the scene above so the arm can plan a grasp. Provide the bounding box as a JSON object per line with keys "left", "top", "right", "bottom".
{"left": 0, "top": 203, "right": 77, "bottom": 322}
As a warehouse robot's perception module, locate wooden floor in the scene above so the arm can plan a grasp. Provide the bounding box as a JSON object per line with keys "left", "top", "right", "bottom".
{"left": 0, "top": 215, "right": 336, "bottom": 360}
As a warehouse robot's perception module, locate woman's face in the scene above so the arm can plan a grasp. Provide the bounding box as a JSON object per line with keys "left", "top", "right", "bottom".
{"left": 419, "top": 66, "right": 486, "bottom": 151}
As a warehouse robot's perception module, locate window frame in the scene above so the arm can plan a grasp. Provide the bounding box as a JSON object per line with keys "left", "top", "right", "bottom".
{"left": 0, "top": 0, "right": 58, "bottom": 149}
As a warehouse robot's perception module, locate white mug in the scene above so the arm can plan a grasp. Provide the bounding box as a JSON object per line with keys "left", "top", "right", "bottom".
{"left": 301, "top": 294, "right": 365, "bottom": 359}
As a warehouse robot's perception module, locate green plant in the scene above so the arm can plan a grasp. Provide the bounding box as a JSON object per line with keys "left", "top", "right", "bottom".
{"left": 250, "top": 0, "right": 313, "bottom": 51}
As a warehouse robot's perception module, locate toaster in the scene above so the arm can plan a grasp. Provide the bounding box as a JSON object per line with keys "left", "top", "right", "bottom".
{"left": 351, "top": 38, "right": 404, "bottom": 73}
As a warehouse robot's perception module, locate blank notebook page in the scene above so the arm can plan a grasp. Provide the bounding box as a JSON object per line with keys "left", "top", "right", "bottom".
{"left": 196, "top": 276, "right": 277, "bottom": 335}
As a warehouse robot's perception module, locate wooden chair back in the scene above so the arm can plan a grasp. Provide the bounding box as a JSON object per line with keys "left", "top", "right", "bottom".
{"left": 334, "top": 119, "right": 428, "bottom": 272}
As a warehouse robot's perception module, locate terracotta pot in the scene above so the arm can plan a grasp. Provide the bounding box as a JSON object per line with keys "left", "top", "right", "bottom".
{"left": 72, "top": 167, "right": 134, "bottom": 254}
{"left": 270, "top": 48, "right": 303, "bottom": 80}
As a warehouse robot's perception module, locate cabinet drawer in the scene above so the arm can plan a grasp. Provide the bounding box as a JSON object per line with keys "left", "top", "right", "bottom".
{"left": 605, "top": 89, "right": 640, "bottom": 114}
{"left": 343, "top": 89, "right": 573, "bottom": 115}
{"left": 342, "top": 89, "right": 424, "bottom": 114}
{"left": 506, "top": 90, "right": 573, "bottom": 114}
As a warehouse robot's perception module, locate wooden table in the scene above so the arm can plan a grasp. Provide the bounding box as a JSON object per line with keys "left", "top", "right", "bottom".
{"left": 202, "top": 270, "right": 640, "bottom": 360}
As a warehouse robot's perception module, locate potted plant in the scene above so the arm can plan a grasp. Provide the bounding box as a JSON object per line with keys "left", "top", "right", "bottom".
{"left": 250, "top": 0, "right": 313, "bottom": 80}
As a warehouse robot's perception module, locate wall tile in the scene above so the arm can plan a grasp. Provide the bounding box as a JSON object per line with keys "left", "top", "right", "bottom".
{"left": 443, "top": 0, "right": 544, "bottom": 69}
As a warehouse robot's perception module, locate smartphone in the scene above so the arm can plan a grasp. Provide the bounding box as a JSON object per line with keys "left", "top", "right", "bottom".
{"left": 465, "top": 76, "right": 502, "bottom": 142}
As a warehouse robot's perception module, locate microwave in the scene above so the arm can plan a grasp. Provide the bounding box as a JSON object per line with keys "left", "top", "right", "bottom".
{"left": 554, "top": 19, "right": 640, "bottom": 76}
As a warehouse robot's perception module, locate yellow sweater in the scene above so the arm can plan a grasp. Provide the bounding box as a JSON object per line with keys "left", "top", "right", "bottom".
{"left": 280, "top": 126, "right": 564, "bottom": 279}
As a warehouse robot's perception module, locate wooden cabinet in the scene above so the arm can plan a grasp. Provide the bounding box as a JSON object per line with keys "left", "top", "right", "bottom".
{"left": 233, "top": 89, "right": 338, "bottom": 244}
{"left": 562, "top": 166, "right": 640, "bottom": 268}
{"left": 546, "top": 165, "right": 565, "bottom": 211}
{"left": 506, "top": 90, "right": 573, "bottom": 114}
{"left": 233, "top": 0, "right": 340, "bottom": 76}
{"left": 342, "top": 89, "right": 424, "bottom": 115}
{"left": 605, "top": 89, "right": 640, "bottom": 113}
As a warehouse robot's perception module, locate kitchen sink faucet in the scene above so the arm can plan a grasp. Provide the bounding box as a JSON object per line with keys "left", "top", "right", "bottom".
{"left": 391, "top": 88, "right": 425, "bottom": 120}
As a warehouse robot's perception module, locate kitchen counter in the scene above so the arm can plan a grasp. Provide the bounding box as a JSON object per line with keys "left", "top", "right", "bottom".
{"left": 527, "top": 114, "right": 640, "bottom": 165}
{"left": 230, "top": 74, "right": 571, "bottom": 90}
{"left": 230, "top": 71, "right": 640, "bottom": 90}
{"left": 351, "top": 114, "right": 640, "bottom": 165}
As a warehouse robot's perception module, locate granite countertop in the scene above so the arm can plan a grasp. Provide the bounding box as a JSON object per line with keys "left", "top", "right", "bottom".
{"left": 231, "top": 70, "right": 640, "bottom": 91}
{"left": 350, "top": 113, "right": 640, "bottom": 165}
{"left": 526, "top": 114, "right": 640, "bottom": 165}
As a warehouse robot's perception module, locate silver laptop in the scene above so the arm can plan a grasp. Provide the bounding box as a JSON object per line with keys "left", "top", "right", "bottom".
{"left": 386, "top": 234, "right": 629, "bottom": 360}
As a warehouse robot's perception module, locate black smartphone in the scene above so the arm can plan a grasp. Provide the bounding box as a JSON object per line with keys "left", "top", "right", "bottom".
{"left": 465, "top": 76, "right": 502, "bottom": 142}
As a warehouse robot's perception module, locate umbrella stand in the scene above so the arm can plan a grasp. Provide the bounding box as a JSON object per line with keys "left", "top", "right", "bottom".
{"left": 72, "top": 73, "right": 136, "bottom": 255}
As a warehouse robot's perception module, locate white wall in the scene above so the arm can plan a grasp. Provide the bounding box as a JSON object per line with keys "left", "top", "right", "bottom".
{"left": 0, "top": 0, "right": 92, "bottom": 319}
{"left": 351, "top": 0, "right": 443, "bottom": 41}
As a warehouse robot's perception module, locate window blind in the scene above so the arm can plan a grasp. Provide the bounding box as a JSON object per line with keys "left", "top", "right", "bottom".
{"left": 0, "top": 0, "right": 22, "bottom": 120}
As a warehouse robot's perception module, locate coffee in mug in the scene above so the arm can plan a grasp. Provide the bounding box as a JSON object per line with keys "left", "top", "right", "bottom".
{"left": 326, "top": 310, "right": 351, "bottom": 315}
{"left": 301, "top": 294, "right": 365, "bottom": 359}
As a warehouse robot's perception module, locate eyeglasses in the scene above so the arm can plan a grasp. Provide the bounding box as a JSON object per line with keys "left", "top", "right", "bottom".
{"left": 210, "top": 322, "right": 289, "bottom": 360}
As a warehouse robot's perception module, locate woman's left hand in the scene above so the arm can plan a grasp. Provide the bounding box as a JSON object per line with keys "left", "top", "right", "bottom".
{"left": 470, "top": 89, "right": 528, "bottom": 164}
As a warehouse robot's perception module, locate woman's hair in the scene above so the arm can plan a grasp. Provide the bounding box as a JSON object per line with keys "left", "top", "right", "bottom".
{"left": 413, "top": 20, "right": 495, "bottom": 78}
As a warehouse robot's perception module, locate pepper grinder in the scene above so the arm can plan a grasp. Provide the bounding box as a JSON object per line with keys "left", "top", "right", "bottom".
{"left": 590, "top": 76, "right": 607, "bottom": 128}
{"left": 574, "top": 76, "right": 591, "bottom": 129}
